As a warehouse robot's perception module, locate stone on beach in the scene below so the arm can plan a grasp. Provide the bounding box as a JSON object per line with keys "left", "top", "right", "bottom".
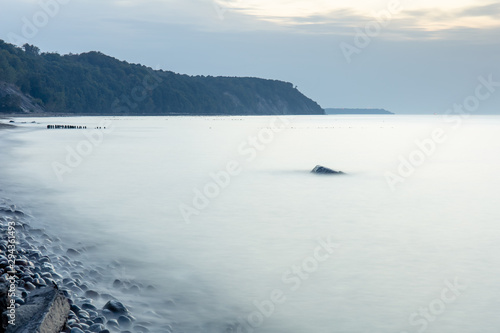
{"left": 85, "top": 290, "right": 99, "bottom": 299}
{"left": 117, "top": 315, "right": 132, "bottom": 328}
{"left": 66, "top": 248, "right": 80, "bottom": 256}
{"left": 4, "top": 286, "right": 70, "bottom": 333}
{"left": 103, "top": 300, "right": 128, "bottom": 315}
{"left": 0, "top": 202, "right": 143, "bottom": 333}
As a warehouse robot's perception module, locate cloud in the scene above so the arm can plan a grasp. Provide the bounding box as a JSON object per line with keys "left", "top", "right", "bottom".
{"left": 459, "top": 2, "right": 500, "bottom": 17}
{"left": 215, "top": 1, "right": 500, "bottom": 42}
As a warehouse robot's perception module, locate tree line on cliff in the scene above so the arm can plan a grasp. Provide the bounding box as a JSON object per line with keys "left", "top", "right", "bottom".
{"left": 0, "top": 40, "right": 324, "bottom": 115}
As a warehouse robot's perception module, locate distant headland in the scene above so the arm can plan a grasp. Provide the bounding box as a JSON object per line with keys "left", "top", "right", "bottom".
{"left": 325, "top": 108, "right": 394, "bottom": 115}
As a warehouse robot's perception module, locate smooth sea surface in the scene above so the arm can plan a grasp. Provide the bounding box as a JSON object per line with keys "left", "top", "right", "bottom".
{"left": 1, "top": 115, "right": 500, "bottom": 333}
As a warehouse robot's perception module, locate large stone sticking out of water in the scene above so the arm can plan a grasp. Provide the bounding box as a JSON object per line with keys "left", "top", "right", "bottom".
{"left": 311, "top": 165, "right": 344, "bottom": 175}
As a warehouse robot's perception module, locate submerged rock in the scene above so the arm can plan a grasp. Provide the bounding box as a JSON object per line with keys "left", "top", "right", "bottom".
{"left": 311, "top": 165, "right": 344, "bottom": 175}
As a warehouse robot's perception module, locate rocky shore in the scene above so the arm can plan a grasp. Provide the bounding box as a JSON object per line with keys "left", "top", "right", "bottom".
{"left": 0, "top": 199, "right": 152, "bottom": 333}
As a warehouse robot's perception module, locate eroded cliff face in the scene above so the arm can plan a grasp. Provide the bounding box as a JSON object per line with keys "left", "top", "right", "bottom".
{"left": 0, "top": 81, "right": 45, "bottom": 114}
{"left": 222, "top": 89, "right": 324, "bottom": 115}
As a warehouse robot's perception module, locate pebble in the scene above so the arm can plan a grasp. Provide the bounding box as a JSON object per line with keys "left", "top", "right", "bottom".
{"left": 78, "top": 310, "right": 90, "bottom": 320}
{"left": 24, "top": 282, "right": 36, "bottom": 291}
{"left": 70, "top": 328, "right": 85, "bottom": 333}
{"left": 101, "top": 309, "right": 114, "bottom": 319}
{"left": 34, "top": 278, "right": 46, "bottom": 286}
{"left": 106, "top": 319, "right": 119, "bottom": 330}
{"left": 79, "top": 322, "right": 90, "bottom": 330}
{"left": 87, "top": 309, "right": 99, "bottom": 318}
{"left": 88, "top": 323, "right": 105, "bottom": 332}
{"left": 117, "top": 315, "right": 133, "bottom": 328}
{"left": 82, "top": 303, "right": 98, "bottom": 311}
{"left": 0, "top": 205, "right": 154, "bottom": 333}
{"left": 71, "top": 304, "right": 81, "bottom": 313}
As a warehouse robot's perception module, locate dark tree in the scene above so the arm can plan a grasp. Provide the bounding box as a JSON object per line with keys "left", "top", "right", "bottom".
{"left": 22, "top": 43, "right": 40, "bottom": 56}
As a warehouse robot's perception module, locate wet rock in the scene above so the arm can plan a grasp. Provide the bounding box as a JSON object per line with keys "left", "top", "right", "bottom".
{"left": 82, "top": 303, "right": 97, "bottom": 311}
{"left": 101, "top": 309, "right": 114, "bottom": 319}
{"left": 88, "top": 323, "right": 105, "bottom": 332}
{"left": 85, "top": 290, "right": 99, "bottom": 299}
{"left": 106, "top": 319, "right": 119, "bottom": 330}
{"left": 66, "top": 249, "right": 80, "bottom": 256}
{"left": 67, "top": 318, "right": 78, "bottom": 326}
{"left": 5, "top": 286, "right": 70, "bottom": 333}
{"left": 70, "top": 285, "right": 83, "bottom": 295}
{"left": 70, "top": 304, "right": 81, "bottom": 313}
{"left": 13, "top": 296, "right": 25, "bottom": 305}
{"left": 38, "top": 256, "right": 50, "bottom": 264}
{"left": 77, "top": 309, "right": 90, "bottom": 320}
{"left": 34, "top": 278, "right": 46, "bottom": 286}
{"left": 117, "top": 315, "right": 132, "bottom": 328}
{"left": 88, "top": 269, "right": 102, "bottom": 279}
{"left": 41, "top": 262, "right": 54, "bottom": 272}
{"left": 79, "top": 322, "right": 89, "bottom": 330}
{"left": 112, "top": 279, "right": 122, "bottom": 288}
{"left": 103, "top": 300, "right": 128, "bottom": 315}
{"left": 101, "top": 294, "right": 116, "bottom": 301}
{"left": 87, "top": 309, "right": 98, "bottom": 318}
{"left": 125, "top": 285, "right": 140, "bottom": 294}
{"left": 311, "top": 165, "right": 344, "bottom": 175}
{"left": 14, "top": 259, "right": 28, "bottom": 266}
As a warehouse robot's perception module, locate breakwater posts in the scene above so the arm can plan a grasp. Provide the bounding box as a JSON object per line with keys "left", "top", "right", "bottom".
{"left": 47, "top": 125, "right": 87, "bottom": 129}
{"left": 46, "top": 125, "right": 108, "bottom": 130}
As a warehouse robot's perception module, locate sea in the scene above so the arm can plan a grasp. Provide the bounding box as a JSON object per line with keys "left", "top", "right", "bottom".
{"left": 0, "top": 115, "right": 499, "bottom": 333}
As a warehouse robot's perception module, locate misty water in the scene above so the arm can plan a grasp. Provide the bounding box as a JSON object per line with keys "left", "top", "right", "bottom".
{"left": 1, "top": 115, "right": 500, "bottom": 333}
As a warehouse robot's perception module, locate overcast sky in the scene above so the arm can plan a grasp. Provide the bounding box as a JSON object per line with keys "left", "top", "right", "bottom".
{"left": 1, "top": 0, "right": 499, "bottom": 114}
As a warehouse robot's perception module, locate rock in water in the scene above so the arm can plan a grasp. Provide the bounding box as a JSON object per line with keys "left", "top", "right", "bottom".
{"left": 5, "top": 286, "right": 70, "bottom": 333}
{"left": 311, "top": 165, "right": 344, "bottom": 175}
{"left": 103, "top": 300, "right": 128, "bottom": 316}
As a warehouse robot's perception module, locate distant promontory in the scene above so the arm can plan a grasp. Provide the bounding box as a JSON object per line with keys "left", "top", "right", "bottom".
{"left": 0, "top": 40, "right": 323, "bottom": 116}
{"left": 325, "top": 108, "right": 394, "bottom": 115}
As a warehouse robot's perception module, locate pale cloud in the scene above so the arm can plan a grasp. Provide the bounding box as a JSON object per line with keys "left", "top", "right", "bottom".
{"left": 213, "top": 0, "right": 487, "bottom": 17}
{"left": 208, "top": 0, "right": 500, "bottom": 37}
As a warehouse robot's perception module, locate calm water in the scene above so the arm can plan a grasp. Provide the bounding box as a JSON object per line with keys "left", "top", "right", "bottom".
{"left": 1, "top": 115, "right": 500, "bottom": 333}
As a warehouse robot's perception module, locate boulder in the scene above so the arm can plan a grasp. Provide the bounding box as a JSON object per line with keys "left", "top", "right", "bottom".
{"left": 103, "top": 300, "right": 128, "bottom": 316}
{"left": 311, "top": 165, "right": 344, "bottom": 175}
{"left": 4, "top": 286, "right": 70, "bottom": 333}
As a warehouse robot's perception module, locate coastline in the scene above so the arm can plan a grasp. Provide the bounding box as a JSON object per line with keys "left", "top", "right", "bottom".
{"left": 0, "top": 199, "right": 137, "bottom": 332}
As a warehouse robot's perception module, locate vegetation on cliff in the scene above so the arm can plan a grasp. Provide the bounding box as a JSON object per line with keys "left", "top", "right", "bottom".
{"left": 0, "top": 40, "right": 324, "bottom": 115}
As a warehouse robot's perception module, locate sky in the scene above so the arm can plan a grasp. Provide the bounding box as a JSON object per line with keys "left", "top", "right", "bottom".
{"left": 1, "top": 0, "right": 500, "bottom": 114}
